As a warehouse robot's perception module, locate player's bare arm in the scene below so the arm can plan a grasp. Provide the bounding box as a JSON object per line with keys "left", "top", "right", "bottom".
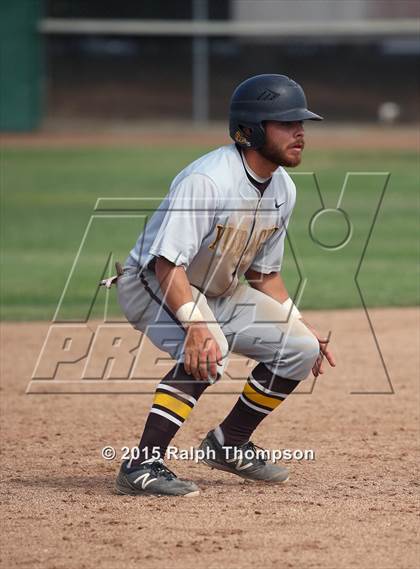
{"left": 245, "top": 268, "right": 336, "bottom": 377}
{"left": 154, "top": 256, "right": 194, "bottom": 309}
{"left": 244, "top": 267, "right": 289, "bottom": 303}
{"left": 155, "top": 256, "right": 222, "bottom": 381}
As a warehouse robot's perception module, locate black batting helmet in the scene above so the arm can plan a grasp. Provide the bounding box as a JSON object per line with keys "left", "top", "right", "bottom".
{"left": 229, "top": 74, "right": 323, "bottom": 149}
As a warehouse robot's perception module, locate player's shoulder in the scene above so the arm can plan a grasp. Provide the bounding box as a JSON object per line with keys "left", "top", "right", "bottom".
{"left": 171, "top": 144, "right": 239, "bottom": 192}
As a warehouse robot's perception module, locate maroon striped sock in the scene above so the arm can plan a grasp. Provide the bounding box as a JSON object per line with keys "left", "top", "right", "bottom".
{"left": 128, "top": 364, "right": 211, "bottom": 469}
{"left": 219, "top": 363, "right": 300, "bottom": 446}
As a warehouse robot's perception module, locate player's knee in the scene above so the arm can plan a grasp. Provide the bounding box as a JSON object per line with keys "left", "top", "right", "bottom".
{"left": 298, "top": 332, "right": 319, "bottom": 377}
{"left": 268, "top": 330, "right": 319, "bottom": 381}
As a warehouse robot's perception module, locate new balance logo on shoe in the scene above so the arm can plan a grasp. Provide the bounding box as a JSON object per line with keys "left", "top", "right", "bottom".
{"left": 198, "top": 430, "right": 289, "bottom": 483}
{"left": 133, "top": 472, "right": 158, "bottom": 489}
{"left": 226, "top": 454, "right": 253, "bottom": 471}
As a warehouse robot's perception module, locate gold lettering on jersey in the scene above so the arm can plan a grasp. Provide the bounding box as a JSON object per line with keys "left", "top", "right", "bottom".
{"left": 252, "top": 227, "right": 278, "bottom": 255}
{"left": 208, "top": 224, "right": 278, "bottom": 260}
{"left": 208, "top": 224, "right": 226, "bottom": 250}
{"left": 241, "top": 226, "right": 278, "bottom": 266}
{"left": 223, "top": 226, "right": 248, "bottom": 256}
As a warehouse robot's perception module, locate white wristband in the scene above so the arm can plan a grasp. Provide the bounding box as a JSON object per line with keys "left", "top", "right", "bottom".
{"left": 176, "top": 301, "right": 204, "bottom": 328}
{"left": 282, "top": 297, "right": 302, "bottom": 320}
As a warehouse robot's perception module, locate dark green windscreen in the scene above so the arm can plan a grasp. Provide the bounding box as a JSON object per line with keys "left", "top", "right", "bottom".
{"left": 0, "top": 1, "right": 43, "bottom": 131}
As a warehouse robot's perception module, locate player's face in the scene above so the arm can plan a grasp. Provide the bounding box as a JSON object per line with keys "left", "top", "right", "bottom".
{"left": 259, "top": 120, "right": 305, "bottom": 167}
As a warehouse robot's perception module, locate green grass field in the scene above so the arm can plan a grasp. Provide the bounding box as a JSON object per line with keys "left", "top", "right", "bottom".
{"left": 1, "top": 145, "right": 418, "bottom": 320}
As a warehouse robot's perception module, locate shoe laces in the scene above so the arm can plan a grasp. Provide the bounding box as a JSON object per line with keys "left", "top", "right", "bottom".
{"left": 148, "top": 459, "right": 177, "bottom": 480}
{"left": 240, "top": 441, "right": 267, "bottom": 465}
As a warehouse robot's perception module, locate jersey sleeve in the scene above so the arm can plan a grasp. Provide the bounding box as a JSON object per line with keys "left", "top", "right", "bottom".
{"left": 148, "top": 173, "right": 219, "bottom": 268}
{"left": 249, "top": 188, "right": 296, "bottom": 274}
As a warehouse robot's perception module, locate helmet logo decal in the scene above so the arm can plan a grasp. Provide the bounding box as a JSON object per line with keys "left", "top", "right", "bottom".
{"left": 257, "top": 89, "right": 280, "bottom": 101}
{"left": 234, "top": 130, "right": 251, "bottom": 147}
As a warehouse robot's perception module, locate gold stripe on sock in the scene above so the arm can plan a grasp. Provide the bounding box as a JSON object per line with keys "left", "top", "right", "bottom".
{"left": 153, "top": 392, "right": 194, "bottom": 421}
{"left": 243, "top": 382, "right": 284, "bottom": 410}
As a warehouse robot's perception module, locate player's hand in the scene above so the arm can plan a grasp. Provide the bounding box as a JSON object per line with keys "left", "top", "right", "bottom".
{"left": 183, "top": 323, "right": 223, "bottom": 381}
{"left": 301, "top": 319, "right": 336, "bottom": 377}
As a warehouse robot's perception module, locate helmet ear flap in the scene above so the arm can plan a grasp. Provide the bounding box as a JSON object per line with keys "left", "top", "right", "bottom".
{"left": 230, "top": 121, "right": 266, "bottom": 149}
{"left": 231, "top": 123, "right": 252, "bottom": 148}
{"left": 251, "top": 123, "right": 266, "bottom": 149}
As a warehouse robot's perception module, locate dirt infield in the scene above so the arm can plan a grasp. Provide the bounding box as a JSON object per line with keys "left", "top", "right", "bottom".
{"left": 1, "top": 307, "right": 419, "bottom": 569}
{"left": 1, "top": 123, "right": 419, "bottom": 150}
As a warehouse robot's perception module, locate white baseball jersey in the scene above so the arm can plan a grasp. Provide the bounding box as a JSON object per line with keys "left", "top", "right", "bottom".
{"left": 128, "top": 144, "right": 296, "bottom": 297}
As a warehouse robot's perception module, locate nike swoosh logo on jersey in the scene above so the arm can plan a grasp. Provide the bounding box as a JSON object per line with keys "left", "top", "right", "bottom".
{"left": 275, "top": 200, "right": 285, "bottom": 209}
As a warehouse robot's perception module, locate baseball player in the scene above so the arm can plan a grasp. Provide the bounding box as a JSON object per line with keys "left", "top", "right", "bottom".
{"left": 114, "top": 74, "right": 335, "bottom": 497}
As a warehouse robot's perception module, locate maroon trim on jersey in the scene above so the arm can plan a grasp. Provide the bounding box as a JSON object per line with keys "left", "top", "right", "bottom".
{"left": 139, "top": 270, "right": 184, "bottom": 330}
